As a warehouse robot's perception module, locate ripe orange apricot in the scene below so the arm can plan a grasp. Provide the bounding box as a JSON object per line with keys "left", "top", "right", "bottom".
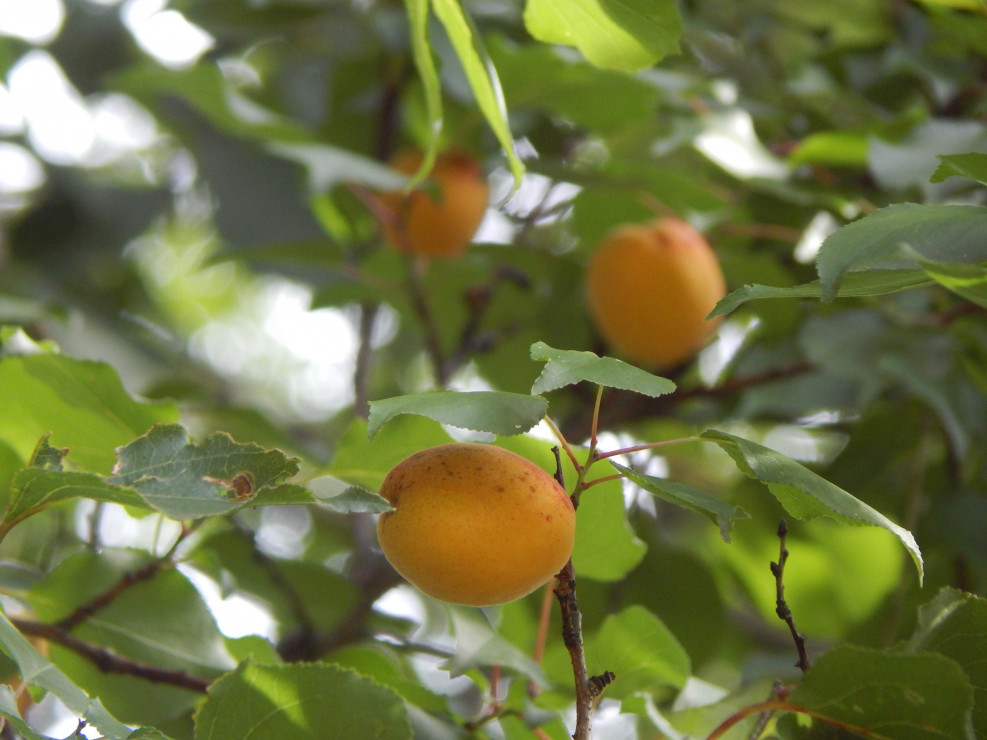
{"left": 379, "top": 150, "right": 490, "bottom": 258}
{"left": 584, "top": 218, "right": 727, "bottom": 369}
{"left": 376, "top": 443, "right": 575, "bottom": 606}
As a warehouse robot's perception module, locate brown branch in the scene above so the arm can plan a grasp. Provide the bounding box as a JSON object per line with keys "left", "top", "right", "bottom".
{"left": 772, "top": 520, "right": 810, "bottom": 673}
{"left": 56, "top": 559, "right": 173, "bottom": 631}
{"left": 549, "top": 446, "right": 611, "bottom": 740}
{"left": 11, "top": 619, "right": 211, "bottom": 693}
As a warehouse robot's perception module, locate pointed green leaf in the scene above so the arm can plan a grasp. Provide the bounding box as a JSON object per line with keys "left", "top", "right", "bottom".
{"left": 524, "top": 0, "right": 682, "bottom": 72}
{"left": 931, "top": 152, "right": 987, "bottom": 186}
{"left": 710, "top": 270, "right": 935, "bottom": 317}
{"left": 530, "top": 342, "right": 675, "bottom": 397}
{"left": 193, "top": 662, "right": 411, "bottom": 740}
{"left": 611, "top": 462, "right": 749, "bottom": 542}
{"left": 903, "top": 246, "right": 987, "bottom": 308}
{"left": 310, "top": 479, "right": 394, "bottom": 514}
{"left": 367, "top": 391, "right": 547, "bottom": 439}
{"left": 587, "top": 606, "right": 690, "bottom": 698}
{"left": 907, "top": 588, "right": 987, "bottom": 733}
{"left": 110, "top": 425, "right": 312, "bottom": 520}
{"left": 3, "top": 467, "right": 146, "bottom": 535}
{"left": 430, "top": 0, "right": 524, "bottom": 185}
{"left": 445, "top": 608, "right": 548, "bottom": 685}
{"left": 700, "top": 429, "right": 923, "bottom": 582}
{"left": 0, "top": 355, "right": 178, "bottom": 474}
{"left": 405, "top": 0, "right": 442, "bottom": 177}
{"left": 572, "top": 478, "right": 646, "bottom": 582}
{"left": 816, "top": 204, "right": 987, "bottom": 301}
{"left": 789, "top": 646, "right": 975, "bottom": 740}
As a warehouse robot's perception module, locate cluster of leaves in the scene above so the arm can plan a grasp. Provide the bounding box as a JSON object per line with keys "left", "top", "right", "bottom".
{"left": 1, "top": 0, "right": 987, "bottom": 738}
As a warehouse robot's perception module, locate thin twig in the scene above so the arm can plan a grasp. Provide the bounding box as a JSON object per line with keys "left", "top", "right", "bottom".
{"left": 11, "top": 619, "right": 211, "bottom": 693}
{"left": 772, "top": 520, "right": 810, "bottom": 673}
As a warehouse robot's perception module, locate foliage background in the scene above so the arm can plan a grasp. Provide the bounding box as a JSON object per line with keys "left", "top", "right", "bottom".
{"left": 0, "top": 0, "right": 986, "bottom": 738}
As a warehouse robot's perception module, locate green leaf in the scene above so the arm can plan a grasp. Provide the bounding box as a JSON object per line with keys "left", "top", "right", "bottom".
{"left": 710, "top": 270, "right": 935, "bottom": 316}
{"left": 404, "top": 0, "right": 442, "bottom": 179}
{"left": 2, "top": 467, "right": 145, "bottom": 536}
{"left": 788, "top": 131, "right": 870, "bottom": 167}
{"left": 907, "top": 588, "right": 987, "bottom": 734}
{"left": 193, "top": 662, "right": 411, "bottom": 740}
{"left": 903, "top": 246, "right": 987, "bottom": 308}
{"left": 0, "top": 610, "right": 170, "bottom": 740}
{"left": 699, "top": 429, "right": 923, "bottom": 583}
{"left": 611, "top": 462, "right": 749, "bottom": 542}
{"left": 489, "top": 36, "right": 660, "bottom": 134}
{"left": 329, "top": 416, "right": 454, "bottom": 491}
{"left": 572, "top": 477, "right": 646, "bottom": 582}
{"left": 816, "top": 204, "right": 987, "bottom": 301}
{"left": 587, "top": 606, "right": 691, "bottom": 698}
{"left": 0, "top": 355, "right": 178, "bottom": 474}
{"left": 111, "top": 424, "right": 313, "bottom": 520}
{"left": 931, "top": 152, "right": 987, "bottom": 186}
{"left": 789, "top": 646, "right": 975, "bottom": 740}
{"left": 529, "top": 341, "right": 676, "bottom": 397}
{"left": 445, "top": 608, "right": 548, "bottom": 685}
{"left": 523, "top": 0, "right": 682, "bottom": 72}
{"left": 429, "top": 0, "right": 524, "bottom": 185}
{"left": 367, "top": 391, "right": 547, "bottom": 440}
{"left": 310, "top": 479, "right": 393, "bottom": 514}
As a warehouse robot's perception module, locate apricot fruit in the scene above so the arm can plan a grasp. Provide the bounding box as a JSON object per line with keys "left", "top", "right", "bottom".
{"left": 379, "top": 150, "right": 490, "bottom": 258}
{"left": 584, "top": 218, "right": 727, "bottom": 369}
{"left": 376, "top": 443, "right": 575, "bottom": 606}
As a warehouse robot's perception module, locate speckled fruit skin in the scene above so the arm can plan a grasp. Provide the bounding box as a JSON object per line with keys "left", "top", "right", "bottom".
{"left": 380, "top": 150, "right": 490, "bottom": 258}
{"left": 585, "top": 218, "right": 727, "bottom": 369}
{"left": 376, "top": 443, "right": 576, "bottom": 606}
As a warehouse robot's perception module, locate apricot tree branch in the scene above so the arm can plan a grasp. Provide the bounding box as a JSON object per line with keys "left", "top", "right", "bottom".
{"left": 773, "top": 520, "right": 810, "bottom": 673}
{"left": 706, "top": 700, "right": 889, "bottom": 740}
{"left": 549, "top": 446, "right": 612, "bottom": 740}
{"left": 11, "top": 618, "right": 210, "bottom": 693}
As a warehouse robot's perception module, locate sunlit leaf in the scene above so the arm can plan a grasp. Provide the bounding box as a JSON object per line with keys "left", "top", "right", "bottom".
{"left": 530, "top": 341, "right": 675, "bottom": 397}
{"left": 430, "top": 0, "right": 524, "bottom": 185}
{"left": 367, "top": 391, "right": 547, "bottom": 439}
{"left": 612, "top": 462, "right": 748, "bottom": 542}
{"left": 523, "top": 0, "right": 682, "bottom": 72}
{"left": 193, "top": 662, "right": 410, "bottom": 740}
{"left": 0, "top": 355, "right": 178, "bottom": 474}
{"left": 931, "top": 152, "right": 987, "bottom": 186}
{"left": 572, "top": 478, "right": 646, "bottom": 582}
{"left": 587, "top": 606, "right": 690, "bottom": 698}
{"left": 404, "top": 0, "right": 441, "bottom": 179}
{"left": 789, "top": 646, "right": 975, "bottom": 740}
{"left": 903, "top": 246, "right": 987, "bottom": 308}
{"left": 789, "top": 131, "right": 870, "bottom": 167}
{"left": 700, "top": 429, "right": 923, "bottom": 582}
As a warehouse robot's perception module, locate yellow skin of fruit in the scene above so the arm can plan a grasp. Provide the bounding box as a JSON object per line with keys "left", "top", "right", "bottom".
{"left": 376, "top": 443, "right": 576, "bottom": 607}
{"left": 380, "top": 150, "right": 490, "bottom": 258}
{"left": 585, "top": 218, "right": 728, "bottom": 369}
